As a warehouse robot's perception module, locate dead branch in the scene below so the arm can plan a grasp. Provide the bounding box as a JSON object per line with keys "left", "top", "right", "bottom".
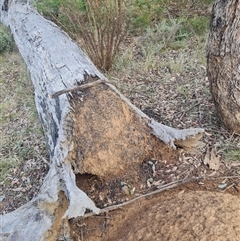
{"left": 80, "top": 174, "right": 240, "bottom": 220}
{"left": 81, "top": 176, "right": 203, "bottom": 219}
{"left": 49, "top": 79, "right": 106, "bottom": 98}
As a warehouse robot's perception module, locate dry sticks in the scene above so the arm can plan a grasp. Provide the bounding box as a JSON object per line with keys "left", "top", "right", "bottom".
{"left": 79, "top": 175, "right": 240, "bottom": 220}
{"left": 49, "top": 79, "right": 106, "bottom": 98}
{"left": 81, "top": 176, "right": 203, "bottom": 219}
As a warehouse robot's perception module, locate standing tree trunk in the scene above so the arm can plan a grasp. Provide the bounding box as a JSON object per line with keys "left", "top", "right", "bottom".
{"left": 207, "top": 0, "right": 240, "bottom": 132}
{"left": 0, "top": 1, "right": 204, "bottom": 241}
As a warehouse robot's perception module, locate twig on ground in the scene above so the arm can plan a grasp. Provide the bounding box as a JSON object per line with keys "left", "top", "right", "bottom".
{"left": 221, "top": 183, "right": 236, "bottom": 193}
{"left": 76, "top": 175, "right": 240, "bottom": 220}
{"left": 82, "top": 176, "right": 203, "bottom": 219}
{"left": 179, "top": 101, "right": 201, "bottom": 121}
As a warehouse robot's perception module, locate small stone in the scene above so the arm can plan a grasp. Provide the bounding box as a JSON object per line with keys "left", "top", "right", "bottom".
{"left": 0, "top": 195, "right": 5, "bottom": 202}
{"left": 121, "top": 185, "right": 130, "bottom": 195}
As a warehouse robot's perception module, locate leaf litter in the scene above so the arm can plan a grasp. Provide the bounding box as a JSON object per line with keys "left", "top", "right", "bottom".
{"left": 0, "top": 53, "right": 49, "bottom": 214}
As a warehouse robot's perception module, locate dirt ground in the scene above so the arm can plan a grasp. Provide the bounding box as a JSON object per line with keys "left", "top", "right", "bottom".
{"left": 69, "top": 144, "right": 240, "bottom": 241}
{"left": 70, "top": 178, "right": 240, "bottom": 241}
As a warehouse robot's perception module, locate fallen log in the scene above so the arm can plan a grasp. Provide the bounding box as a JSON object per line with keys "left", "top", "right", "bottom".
{"left": 0, "top": 1, "right": 204, "bottom": 240}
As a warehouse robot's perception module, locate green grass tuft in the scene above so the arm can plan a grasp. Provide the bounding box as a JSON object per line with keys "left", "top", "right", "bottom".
{"left": 0, "top": 24, "right": 13, "bottom": 53}
{"left": 224, "top": 149, "right": 240, "bottom": 162}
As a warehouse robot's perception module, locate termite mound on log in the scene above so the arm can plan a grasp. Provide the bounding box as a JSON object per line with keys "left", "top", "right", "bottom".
{"left": 65, "top": 81, "right": 179, "bottom": 180}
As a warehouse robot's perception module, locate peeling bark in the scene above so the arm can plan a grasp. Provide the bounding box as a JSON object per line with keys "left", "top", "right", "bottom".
{"left": 207, "top": 0, "right": 240, "bottom": 132}
{"left": 0, "top": 2, "right": 204, "bottom": 240}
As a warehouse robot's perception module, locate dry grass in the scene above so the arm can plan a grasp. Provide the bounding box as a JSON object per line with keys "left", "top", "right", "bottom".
{"left": 0, "top": 52, "right": 49, "bottom": 213}
{"left": 107, "top": 19, "right": 240, "bottom": 168}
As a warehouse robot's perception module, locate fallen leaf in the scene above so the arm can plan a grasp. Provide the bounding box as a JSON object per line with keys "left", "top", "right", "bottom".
{"left": 236, "top": 170, "right": 240, "bottom": 175}
{"left": 178, "top": 190, "right": 185, "bottom": 195}
{"left": 12, "top": 187, "right": 23, "bottom": 192}
{"left": 230, "top": 162, "right": 240, "bottom": 167}
{"left": 147, "top": 180, "right": 151, "bottom": 188}
{"left": 121, "top": 185, "right": 130, "bottom": 195}
{"left": 130, "top": 187, "right": 136, "bottom": 195}
{"left": 0, "top": 195, "right": 5, "bottom": 202}
{"left": 203, "top": 147, "right": 220, "bottom": 170}
{"left": 218, "top": 183, "right": 227, "bottom": 189}
{"left": 153, "top": 180, "right": 165, "bottom": 188}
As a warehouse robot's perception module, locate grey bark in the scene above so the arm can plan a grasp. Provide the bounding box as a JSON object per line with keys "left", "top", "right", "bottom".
{"left": 207, "top": 0, "right": 240, "bottom": 132}
{"left": 0, "top": 1, "right": 204, "bottom": 240}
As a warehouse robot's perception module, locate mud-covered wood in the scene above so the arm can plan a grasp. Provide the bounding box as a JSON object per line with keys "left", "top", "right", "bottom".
{"left": 207, "top": 0, "right": 240, "bottom": 132}
{"left": 0, "top": 1, "right": 204, "bottom": 241}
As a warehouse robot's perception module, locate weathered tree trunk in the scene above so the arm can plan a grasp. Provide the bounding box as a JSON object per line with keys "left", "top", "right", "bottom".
{"left": 0, "top": 1, "right": 204, "bottom": 241}
{"left": 207, "top": 0, "right": 240, "bottom": 132}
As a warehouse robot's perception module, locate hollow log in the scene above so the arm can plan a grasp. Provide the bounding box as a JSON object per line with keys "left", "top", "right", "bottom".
{"left": 0, "top": 1, "right": 204, "bottom": 240}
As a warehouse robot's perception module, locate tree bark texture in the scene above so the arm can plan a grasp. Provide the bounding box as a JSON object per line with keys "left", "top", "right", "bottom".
{"left": 0, "top": 2, "right": 204, "bottom": 241}
{"left": 207, "top": 0, "right": 240, "bottom": 132}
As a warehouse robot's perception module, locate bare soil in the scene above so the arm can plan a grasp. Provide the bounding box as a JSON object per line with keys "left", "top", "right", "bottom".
{"left": 69, "top": 151, "right": 240, "bottom": 241}
{"left": 70, "top": 186, "right": 240, "bottom": 241}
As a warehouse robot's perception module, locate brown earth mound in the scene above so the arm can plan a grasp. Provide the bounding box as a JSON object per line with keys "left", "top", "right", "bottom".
{"left": 71, "top": 190, "right": 240, "bottom": 241}
{"left": 116, "top": 191, "right": 240, "bottom": 241}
